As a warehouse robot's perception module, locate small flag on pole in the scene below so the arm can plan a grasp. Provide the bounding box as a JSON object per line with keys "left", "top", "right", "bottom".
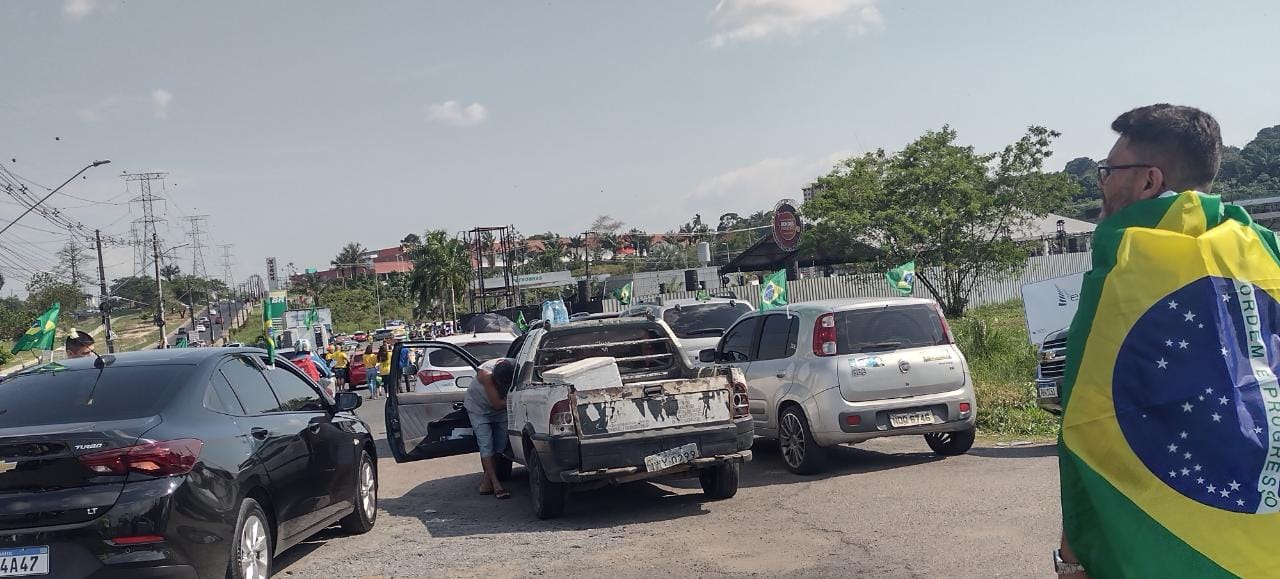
{"left": 11, "top": 303, "right": 60, "bottom": 355}
{"left": 760, "top": 270, "right": 788, "bottom": 311}
{"left": 613, "top": 281, "right": 634, "bottom": 306}
{"left": 516, "top": 311, "right": 529, "bottom": 332}
{"left": 886, "top": 261, "right": 916, "bottom": 296}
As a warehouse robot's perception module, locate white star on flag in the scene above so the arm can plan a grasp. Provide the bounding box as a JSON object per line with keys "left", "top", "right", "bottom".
{"left": 1199, "top": 323, "right": 1204, "bottom": 329}
{"left": 1158, "top": 358, "right": 1169, "bottom": 369}
{"left": 1169, "top": 300, "right": 1180, "bottom": 309}
{"left": 1238, "top": 499, "right": 1246, "bottom": 507}
{"left": 1183, "top": 452, "right": 1192, "bottom": 460}
{"left": 1181, "top": 468, "right": 1191, "bottom": 476}
{"left": 1182, "top": 402, "right": 1194, "bottom": 412}
{"left": 1221, "top": 489, "right": 1231, "bottom": 498}
{"left": 1199, "top": 395, "right": 1205, "bottom": 401}
{"left": 1166, "top": 340, "right": 1174, "bottom": 347}
{"left": 1224, "top": 294, "right": 1233, "bottom": 302}
{"left": 1255, "top": 427, "right": 1264, "bottom": 434}
{"left": 1170, "top": 470, "right": 1178, "bottom": 477}
{"left": 1194, "top": 464, "right": 1202, "bottom": 471}
{"left": 1168, "top": 443, "right": 1179, "bottom": 452}
{"left": 1205, "top": 388, "right": 1214, "bottom": 394}
{"left": 1222, "top": 347, "right": 1229, "bottom": 356}
{"left": 1197, "top": 477, "right": 1205, "bottom": 484}
{"left": 1184, "top": 311, "right": 1197, "bottom": 322}
{"left": 1211, "top": 413, "right": 1223, "bottom": 422}
{"left": 1220, "top": 396, "right": 1229, "bottom": 405}
{"left": 1179, "top": 340, "right": 1189, "bottom": 349}
{"left": 1179, "top": 431, "right": 1188, "bottom": 439}
{"left": 1230, "top": 481, "right": 1241, "bottom": 490}
{"left": 1208, "top": 484, "right": 1217, "bottom": 493}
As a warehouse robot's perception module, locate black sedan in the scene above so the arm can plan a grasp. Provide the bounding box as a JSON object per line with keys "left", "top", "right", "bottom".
{"left": 0, "top": 348, "right": 377, "bottom": 578}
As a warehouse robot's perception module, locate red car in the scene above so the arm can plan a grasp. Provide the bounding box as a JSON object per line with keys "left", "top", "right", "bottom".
{"left": 351, "top": 331, "right": 368, "bottom": 343}
{"left": 346, "top": 355, "right": 368, "bottom": 387}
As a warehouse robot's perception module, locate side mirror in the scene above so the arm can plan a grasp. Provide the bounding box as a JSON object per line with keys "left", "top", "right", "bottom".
{"left": 455, "top": 375, "right": 477, "bottom": 390}
{"left": 334, "top": 391, "right": 363, "bottom": 412}
{"left": 699, "top": 349, "right": 718, "bottom": 363}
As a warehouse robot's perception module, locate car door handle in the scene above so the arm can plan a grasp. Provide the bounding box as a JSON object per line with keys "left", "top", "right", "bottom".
{"left": 452, "top": 402, "right": 464, "bottom": 410}
{"left": 250, "top": 427, "right": 270, "bottom": 440}
{"left": 776, "top": 373, "right": 787, "bottom": 379}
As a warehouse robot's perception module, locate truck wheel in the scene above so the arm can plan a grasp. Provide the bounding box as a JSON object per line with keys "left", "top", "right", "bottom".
{"left": 527, "top": 449, "right": 566, "bottom": 519}
{"left": 494, "top": 455, "right": 514, "bottom": 482}
{"left": 925, "top": 427, "right": 976, "bottom": 456}
{"left": 779, "top": 406, "right": 827, "bottom": 475}
{"left": 699, "top": 463, "right": 739, "bottom": 500}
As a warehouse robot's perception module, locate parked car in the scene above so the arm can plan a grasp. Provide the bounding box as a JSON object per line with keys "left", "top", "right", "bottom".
{"left": 347, "top": 354, "right": 369, "bottom": 387}
{"left": 351, "top": 331, "right": 368, "bottom": 343}
{"left": 195, "top": 324, "right": 207, "bottom": 333}
{"left": 372, "top": 328, "right": 394, "bottom": 342}
{"left": 622, "top": 297, "right": 755, "bottom": 365}
{"left": 1033, "top": 328, "right": 1067, "bottom": 414}
{"left": 0, "top": 348, "right": 377, "bottom": 578}
{"left": 701, "top": 297, "right": 976, "bottom": 474}
{"left": 409, "top": 332, "right": 516, "bottom": 393}
{"left": 386, "top": 317, "right": 753, "bottom": 519}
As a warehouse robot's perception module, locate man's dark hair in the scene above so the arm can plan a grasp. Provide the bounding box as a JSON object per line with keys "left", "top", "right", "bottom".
{"left": 1112, "top": 104, "right": 1222, "bottom": 192}
{"left": 65, "top": 331, "right": 94, "bottom": 351}
{"left": 491, "top": 359, "right": 515, "bottom": 396}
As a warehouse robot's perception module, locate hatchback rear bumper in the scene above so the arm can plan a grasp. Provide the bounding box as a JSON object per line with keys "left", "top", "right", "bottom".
{"left": 809, "top": 386, "right": 975, "bottom": 446}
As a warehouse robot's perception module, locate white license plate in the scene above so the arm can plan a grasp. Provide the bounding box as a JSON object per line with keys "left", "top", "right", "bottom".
{"left": 644, "top": 443, "right": 699, "bottom": 472}
{"left": 889, "top": 410, "right": 935, "bottom": 428}
{"left": 0, "top": 547, "right": 48, "bottom": 577}
{"left": 1038, "top": 385, "right": 1058, "bottom": 398}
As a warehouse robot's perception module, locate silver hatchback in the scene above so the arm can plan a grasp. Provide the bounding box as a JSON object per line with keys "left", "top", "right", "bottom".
{"left": 700, "top": 298, "right": 977, "bottom": 474}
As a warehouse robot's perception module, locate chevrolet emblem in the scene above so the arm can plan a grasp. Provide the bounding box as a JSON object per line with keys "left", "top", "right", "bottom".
{"left": 0, "top": 460, "right": 16, "bottom": 474}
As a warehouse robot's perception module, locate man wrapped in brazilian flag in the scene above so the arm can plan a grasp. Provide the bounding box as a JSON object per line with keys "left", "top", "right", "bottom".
{"left": 1059, "top": 105, "right": 1280, "bottom": 577}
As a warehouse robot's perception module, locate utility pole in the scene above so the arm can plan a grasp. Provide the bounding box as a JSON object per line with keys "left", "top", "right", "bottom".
{"left": 95, "top": 229, "right": 115, "bottom": 353}
{"left": 152, "top": 232, "right": 166, "bottom": 348}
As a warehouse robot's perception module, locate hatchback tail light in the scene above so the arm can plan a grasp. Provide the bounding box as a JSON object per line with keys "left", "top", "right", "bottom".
{"left": 550, "top": 399, "right": 575, "bottom": 435}
{"left": 812, "top": 313, "right": 838, "bottom": 356}
{"left": 731, "top": 382, "right": 750, "bottom": 419}
{"left": 933, "top": 303, "right": 956, "bottom": 344}
{"left": 79, "top": 439, "right": 204, "bottom": 477}
{"left": 417, "top": 369, "right": 455, "bottom": 386}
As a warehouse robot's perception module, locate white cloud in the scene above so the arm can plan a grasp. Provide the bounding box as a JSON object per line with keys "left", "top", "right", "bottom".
{"left": 687, "top": 151, "right": 851, "bottom": 213}
{"left": 76, "top": 95, "right": 126, "bottom": 122}
{"left": 151, "top": 89, "right": 174, "bottom": 120}
{"left": 427, "top": 100, "right": 488, "bottom": 127}
{"left": 63, "top": 0, "right": 98, "bottom": 20}
{"left": 708, "top": 0, "right": 882, "bottom": 47}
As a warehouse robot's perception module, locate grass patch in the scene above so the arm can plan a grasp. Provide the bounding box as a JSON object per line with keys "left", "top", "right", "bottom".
{"left": 950, "top": 300, "right": 1059, "bottom": 439}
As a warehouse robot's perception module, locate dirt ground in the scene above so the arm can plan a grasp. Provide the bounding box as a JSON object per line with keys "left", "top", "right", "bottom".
{"left": 274, "top": 398, "right": 1059, "bottom": 578}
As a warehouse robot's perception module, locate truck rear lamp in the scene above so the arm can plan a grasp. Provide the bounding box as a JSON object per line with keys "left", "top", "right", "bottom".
{"left": 550, "top": 399, "right": 575, "bottom": 435}
{"left": 812, "top": 313, "right": 838, "bottom": 356}
{"left": 731, "top": 381, "right": 750, "bottom": 419}
{"left": 844, "top": 415, "right": 861, "bottom": 426}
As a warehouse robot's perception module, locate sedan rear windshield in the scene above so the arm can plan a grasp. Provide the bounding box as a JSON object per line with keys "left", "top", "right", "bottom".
{"left": 0, "top": 365, "right": 190, "bottom": 428}
{"left": 663, "top": 303, "right": 754, "bottom": 339}
{"left": 835, "top": 304, "right": 947, "bottom": 354}
{"left": 429, "top": 342, "right": 511, "bottom": 367}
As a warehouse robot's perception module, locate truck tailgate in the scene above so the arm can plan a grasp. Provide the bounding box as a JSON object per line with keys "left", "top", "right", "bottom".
{"left": 573, "top": 376, "right": 732, "bottom": 438}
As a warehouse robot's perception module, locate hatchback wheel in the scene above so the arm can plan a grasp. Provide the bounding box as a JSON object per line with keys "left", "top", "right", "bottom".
{"left": 228, "top": 499, "right": 271, "bottom": 579}
{"left": 778, "top": 406, "right": 827, "bottom": 475}
{"left": 340, "top": 450, "right": 377, "bottom": 533}
{"left": 924, "top": 427, "right": 976, "bottom": 456}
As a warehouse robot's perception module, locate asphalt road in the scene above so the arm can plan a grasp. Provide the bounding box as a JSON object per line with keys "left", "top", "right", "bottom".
{"left": 274, "top": 398, "right": 1060, "bottom": 578}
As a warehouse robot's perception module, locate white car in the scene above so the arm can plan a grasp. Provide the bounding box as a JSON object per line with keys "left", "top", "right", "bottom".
{"left": 701, "top": 297, "right": 977, "bottom": 474}
{"left": 621, "top": 297, "right": 755, "bottom": 366}
{"left": 195, "top": 324, "right": 207, "bottom": 333}
{"left": 408, "top": 332, "right": 515, "bottom": 393}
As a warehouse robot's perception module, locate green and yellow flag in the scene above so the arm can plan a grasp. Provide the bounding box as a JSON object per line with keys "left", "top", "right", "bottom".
{"left": 11, "top": 303, "right": 60, "bottom": 355}
{"left": 515, "top": 311, "right": 529, "bottom": 333}
{"left": 1061, "top": 191, "right": 1280, "bottom": 577}
{"left": 886, "top": 260, "right": 916, "bottom": 296}
{"left": 613, "top": 281, "right": 633, "bottom": 306}
{"left": 305, "top": 304, "right": 319, "bottom": 327}
{"left": 759, "top": 269, "right": 788, "bottom": 311}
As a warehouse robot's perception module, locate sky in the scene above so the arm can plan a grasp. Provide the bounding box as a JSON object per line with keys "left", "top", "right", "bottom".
{"left": 2, "top": 0, "right": 1278, "bottom": 296}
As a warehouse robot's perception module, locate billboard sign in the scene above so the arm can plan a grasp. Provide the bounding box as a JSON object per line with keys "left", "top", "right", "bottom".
{"left": 772, "top": 199, "right": 802, "bottom": 252}
{"left": 1021, "top": 272, "right": 1085, "bottom": 346}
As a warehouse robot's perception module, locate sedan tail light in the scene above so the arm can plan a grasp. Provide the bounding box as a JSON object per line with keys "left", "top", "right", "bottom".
{"left": 417, "top": 370, "right": 455, "bottom": 386}
{"left": 79, "top": 439, "right": 204, "bottom": 477}
{"left": 812, "top": 313, "right": 838, "bottom": 356}
{"left": 731, "top": 381, "right": 750, "bottom": 419}
{"left": 550, "top": 399, "right": 575, "bottom": 435}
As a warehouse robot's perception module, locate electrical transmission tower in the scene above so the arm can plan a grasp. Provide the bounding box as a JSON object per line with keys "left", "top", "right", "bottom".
{"left": 220, "top": 244, "right": 235, "bottom": 288}
{"left": 186, "top": 215, "right": 210, "bottom": 280}
{"left": 124, "top": 172, "right": 169, "bottom": 345}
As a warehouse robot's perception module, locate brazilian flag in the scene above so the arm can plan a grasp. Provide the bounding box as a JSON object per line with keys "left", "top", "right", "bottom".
{"left": 515, "top": 311, "right": 529, "bottom": 333}
{"left": 885, "top": 261, "right": 916, "bottom": 296}
{"left": 759, "top": 269, "right": 788, "bottom": 311}
{"left": 11, "top": 303, "right": 60, "bottom": 355}
{"left": 613, "top": 281, "right": 633, "bottom": 306}
{"left": 1061, "top": 191, "right": 1280, "bottom": 577}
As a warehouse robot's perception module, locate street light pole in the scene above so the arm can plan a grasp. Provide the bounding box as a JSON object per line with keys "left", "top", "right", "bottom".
{"left": 0, "top": 160, "right": 111, "bottom": 238}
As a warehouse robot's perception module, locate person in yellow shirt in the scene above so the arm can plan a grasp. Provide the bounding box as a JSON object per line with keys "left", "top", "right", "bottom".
{"left": 331, "top": 346, "right": 349, "bottom": 390}
{"left": 362, "top": 345, "right": 380, "bottom": 399}
{"left": 376, "top": 344, "right": 392, "bottom": 396}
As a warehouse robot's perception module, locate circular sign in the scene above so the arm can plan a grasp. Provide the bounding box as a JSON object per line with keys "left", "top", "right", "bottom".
{"left": 773, "top": 199, "right": 802, "bottom": 252}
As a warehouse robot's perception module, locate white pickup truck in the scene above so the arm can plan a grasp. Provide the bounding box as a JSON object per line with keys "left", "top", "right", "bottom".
{"left": 384, "top": 317, "right": 754, "bottom": 518}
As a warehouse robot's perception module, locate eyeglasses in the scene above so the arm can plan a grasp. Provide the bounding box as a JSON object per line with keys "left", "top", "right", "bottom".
{"left": 1097, "top": 163, "right": 1155, "bottom": 182}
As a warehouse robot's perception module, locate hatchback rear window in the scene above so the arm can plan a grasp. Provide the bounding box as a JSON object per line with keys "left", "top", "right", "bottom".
{"left": 835, "top": 304, "right": 947, "bottom": 354}
{"left": 663, "top": 302, "right": 755, "bottom": 339}
{"left": 429, "top": 342, "right": 512, "bottom": 367}
{"left": 0, "top": 365, "right": 190, "bottom": 428}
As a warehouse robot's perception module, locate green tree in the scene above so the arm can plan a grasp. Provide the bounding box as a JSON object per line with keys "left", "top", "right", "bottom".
{"left": 0, "top": 296, "right": 30, "bottom": 340}
{"left": 804, "top": 125, "right": 1078, "bottom": 316}
{"left": 400, "top": 233, "right": 421, "bottom": 250}
{"left": 407, "top": 230, "right": 472, "bottom": 319}
{"left": 26, "top": 271, "right": 85, "bottom": 314}
{"left": 54, "top": 240, "right": 93, "bottom": 290}
{"left": 159, "top": 263, "right": 182, "bottom": 282}
{"left": 332, "top": 242, "right": 368, "bottom": 278}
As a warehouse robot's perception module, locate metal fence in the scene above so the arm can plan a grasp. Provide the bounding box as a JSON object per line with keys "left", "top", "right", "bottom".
{"left": 602, "top": 252, "right": 1092, "bottom": 313}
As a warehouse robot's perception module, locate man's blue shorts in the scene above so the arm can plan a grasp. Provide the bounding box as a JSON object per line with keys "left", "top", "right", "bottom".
{"left": 468, "top": 408, "right": 508, "bottom": 458}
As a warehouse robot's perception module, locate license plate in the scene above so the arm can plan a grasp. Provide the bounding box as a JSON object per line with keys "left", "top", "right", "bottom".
{"left": 0, "top": 547, "right": 48, "bottom": 577}
{"left": 889, "top": 410, "right": 935, "bottom": 428}
{"left": 644, "top": 443, "right": 699, "bottom": 472}
{"left": 1038, "top": 385, "right": 1058, "bottom": 399}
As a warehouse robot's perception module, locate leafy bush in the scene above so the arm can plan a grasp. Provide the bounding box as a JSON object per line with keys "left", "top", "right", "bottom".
{"left": 950, "top": 301, "right": 1058, "bottom": 438}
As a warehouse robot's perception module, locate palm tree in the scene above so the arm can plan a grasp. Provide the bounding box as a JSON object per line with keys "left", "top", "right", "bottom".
{"left": 159, "top": 263, "right": 181, "bottom": 282}
{"left": 332, "top": 242, "right": 367, "bottom": 278}
{"left": 408, "top": 231, "right": 472, "bottom": 320}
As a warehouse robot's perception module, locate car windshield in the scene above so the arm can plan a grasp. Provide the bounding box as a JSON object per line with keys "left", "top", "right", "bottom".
{"left": 429, "top": 342, "right": 511, "bottom": 367}
{"left": 835, "top": 304, "right": 948, "bottom": 354}
{"left": 0, "top": 365, "right": 190, "bottom": 428}
{"left": 663, "top": 302, "right": 755, "bottom": 339}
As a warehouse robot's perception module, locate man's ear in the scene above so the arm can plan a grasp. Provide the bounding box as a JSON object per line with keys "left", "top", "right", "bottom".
{"left": 1144, "top": 166, "right": 1166, "bottom": 197}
